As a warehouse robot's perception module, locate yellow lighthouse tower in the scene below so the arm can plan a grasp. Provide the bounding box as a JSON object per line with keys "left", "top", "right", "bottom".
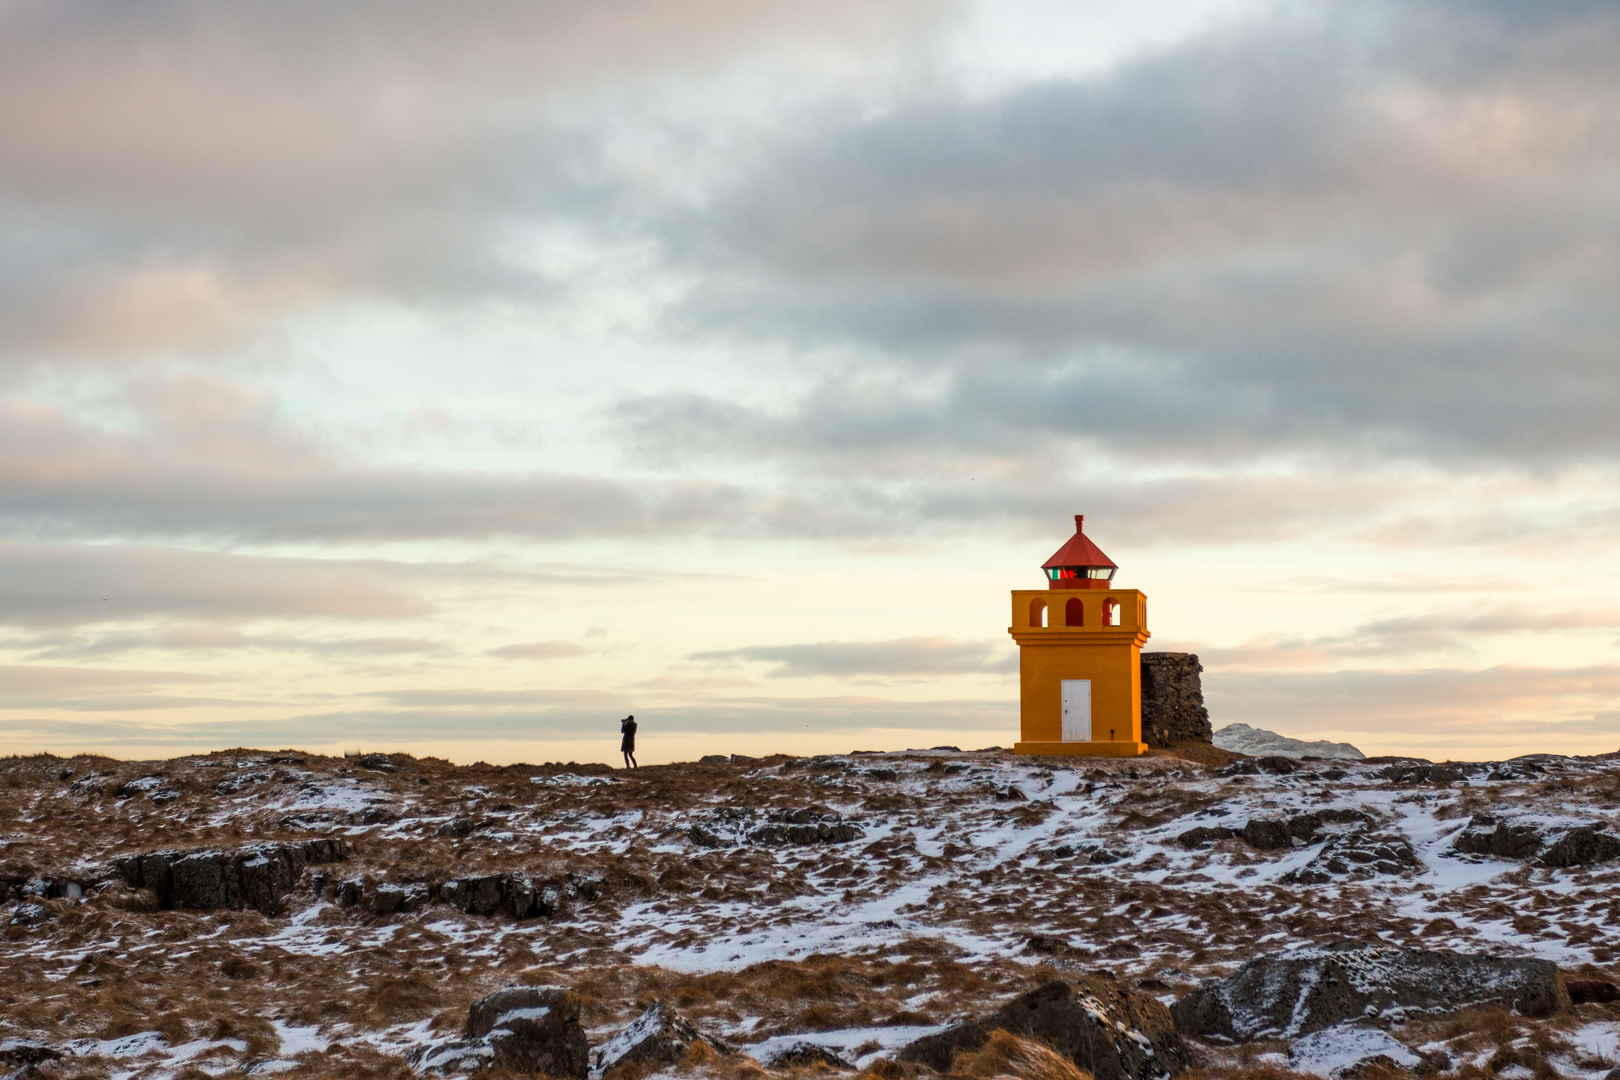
{"left": 1010, "top": 516, "right": 1150, "bottom": 757}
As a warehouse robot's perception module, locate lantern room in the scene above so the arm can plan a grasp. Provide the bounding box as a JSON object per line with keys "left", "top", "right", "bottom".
{"left": 1042, "top": 516, "right": 1117, "bottom": 588}
{"left": 1010, "top": 515, "right": 1150, "bottom": 757}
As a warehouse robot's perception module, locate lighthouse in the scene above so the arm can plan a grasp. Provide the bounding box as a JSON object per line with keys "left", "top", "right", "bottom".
{"left": 1009, "top": 516, "right": 1150, "bottom": 757}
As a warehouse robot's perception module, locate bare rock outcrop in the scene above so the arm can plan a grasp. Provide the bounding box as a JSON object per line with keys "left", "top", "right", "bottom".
{"left": 1538, "top": 824, "right": 1620, "bottom": 868}
{"left": 1212, "top": 723, "right": 1364, "bottom": 761}
{"left": 899, "top": 977, "right": 1193, "bottom": 1080}
{"left": 108, "top": 837, "right": 349, "bottom": 916}
{"left": 1450, "top": 815, "right": 1620, "bottom": 868}
{"left": 759, "top": 1042, "right": 854, "bottom": 1069}
{"left": 0, "top": 1038, "right": 64, "bottom": 1076}
{"left": 438, "top": 873, "right": 565, "bottom": 919}
{"left": 1171, "top": 941, "right": 1567, "bottom": 1041}
{"left": 411, "top": 985, "right": 588, "bottom": 1078}
{"left": 1381, "top": 762, "right": 1475, "bottom": 784}
{"left": 1175, "top": 826, "right": 1236, "bottom": 849}
{"left": 590, "top": 1001, "right": 733, "bottom": 1075}
{"left": 8, "top": 903, "right": 55, "bottom": 927}
{"left": 1281, "top": 832, "right": 1417, "bottom": 884}
{"left": 1177, "top": 809, "right": 1372, "bottom": 855}
{"left": 688, "top": 807, "right": 865, "bottom": 849}
{"left": 1451, "top": 815, "right": 1546, "bottom": 859}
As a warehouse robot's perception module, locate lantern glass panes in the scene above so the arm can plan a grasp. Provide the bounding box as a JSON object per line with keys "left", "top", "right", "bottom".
{"left": 1047, "top": 566, "right": 1116, "bottom": 582}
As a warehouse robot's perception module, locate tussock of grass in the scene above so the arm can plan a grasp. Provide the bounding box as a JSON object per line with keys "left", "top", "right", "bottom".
{"left": 948, "top": 1030, "right": 1092, "bottom": 1080}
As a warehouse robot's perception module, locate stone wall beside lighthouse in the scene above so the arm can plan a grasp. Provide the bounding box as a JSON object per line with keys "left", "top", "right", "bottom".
{"left": 1140, "top": 652, "right": 1211, "bottom": 748}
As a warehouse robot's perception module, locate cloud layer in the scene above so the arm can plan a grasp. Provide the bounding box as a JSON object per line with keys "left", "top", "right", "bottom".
{"left": 3, "top": 0, "right": 1619, "bottom": 760}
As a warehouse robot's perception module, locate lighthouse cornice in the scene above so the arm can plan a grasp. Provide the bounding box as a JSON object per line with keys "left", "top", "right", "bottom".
{"left": 1008, "top": 628, "right": 1151, "bottom": 647}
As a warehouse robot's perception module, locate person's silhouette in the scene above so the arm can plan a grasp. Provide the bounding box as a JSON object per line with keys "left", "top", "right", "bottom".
{"left": 619, "top": 715, "right": 638, "bottom": 769}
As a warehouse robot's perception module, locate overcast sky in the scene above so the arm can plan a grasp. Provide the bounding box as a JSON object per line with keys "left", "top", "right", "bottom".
{"left": 4, "top": 0, "right": 1620, "bottom": 764}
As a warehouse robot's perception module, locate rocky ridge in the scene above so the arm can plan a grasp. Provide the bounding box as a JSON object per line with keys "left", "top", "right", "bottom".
{"left": 1212, "top": 723, "right": 1366, "bottom": 760}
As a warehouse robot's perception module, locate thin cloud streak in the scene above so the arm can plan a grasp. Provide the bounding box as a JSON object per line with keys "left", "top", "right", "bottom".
{"left": 691, "top": 636, "right": 1018, "bottom": 678}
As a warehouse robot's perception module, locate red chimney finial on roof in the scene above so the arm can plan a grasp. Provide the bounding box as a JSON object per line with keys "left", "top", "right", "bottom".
{"left": 1076, "top": 514, "right": 1084, "bottom": 533}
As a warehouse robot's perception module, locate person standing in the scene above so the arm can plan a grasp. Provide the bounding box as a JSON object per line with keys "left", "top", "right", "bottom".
{"left": 619, "top": 715, "right": 637, "bottom": 769}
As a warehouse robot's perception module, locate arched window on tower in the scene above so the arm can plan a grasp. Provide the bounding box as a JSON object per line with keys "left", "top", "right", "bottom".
{"left": 1102, "top": 598, "right": 1118, "bottom": 626}
{"left": 1065, "top": 598, "right": 1084, "bottom": 626}
{"left": 1029, "top": 598, "right": 1047, "bottom": 628}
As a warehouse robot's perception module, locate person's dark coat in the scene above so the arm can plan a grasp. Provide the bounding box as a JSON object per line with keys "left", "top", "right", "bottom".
{"left": 620, "top": 717, "right": 637, "bottom": 753}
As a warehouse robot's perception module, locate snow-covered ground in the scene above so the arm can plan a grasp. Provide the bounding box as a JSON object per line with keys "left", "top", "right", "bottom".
{"left": 4, "top": 745, "right": 1620, "bottom": 1078}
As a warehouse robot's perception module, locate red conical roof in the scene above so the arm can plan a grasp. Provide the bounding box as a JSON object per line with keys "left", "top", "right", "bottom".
{"left": 1042, "top": 515, "right": 1117, "bottom": 569}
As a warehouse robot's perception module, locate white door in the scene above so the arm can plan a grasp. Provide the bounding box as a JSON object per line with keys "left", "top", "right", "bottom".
{"left": 1061, "top": 679, "right": 1092, "bottom": 742}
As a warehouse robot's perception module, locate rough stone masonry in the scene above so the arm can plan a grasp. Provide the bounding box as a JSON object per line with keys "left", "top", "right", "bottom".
{"left": 1140, "top": 652, "right": 1211, "bottom": 748}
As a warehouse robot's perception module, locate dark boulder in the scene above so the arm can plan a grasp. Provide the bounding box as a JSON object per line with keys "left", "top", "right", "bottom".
{"left": 687, "top": 825, "right": 727, "bottom": 848}
{"left": 1448, "top": 815, "right": 1620, "bottom": 866}
{"left": 369, "top": 883, "right": 429, "bottom": 916}
{"left": 109, "top": 838, "right": 348, "bottom": 916}
{"left": 1567, "top": 978, "right": 1620, "bottom": 1004}
{"left": 298, "top": 837, "right": 349, "bottom": 862}
{"left": 1176, "top": 826, "right": 1236, "bottom": 849}
{"left": 435, "top": 817, "right": 480, "bottom": 839}
{"left": 469, "top": 986, "right": 588, "bottom": 1078}
{"left": 109, "top": 838, "right": 349, "bottom": 916}
{"left": 699, "top": 754, "right": 729, "bottom": 765}
{"left": 1171, "top": 941, "right": 1568, "bottom": 1041}
{"left": 18, "top": 878, "right": 86, "bottom": 902}
{"left": 590, "top": 1001, "right": 734, "bottom": 1076}
{"left": 410, "top": 986, "right": 588, "bottom": 1077}
{"left": 1240, "top": 819, "right": 1294, "bottom": 851}
{"left": 1282, "top": 832, "right": 1418, "bottom": 884}
{"left": 0, "top": 1040, "right": 63, "bottom": 1068}
{"left": 1451, "top": 815, "right": 1545, "bottom": 860}
{"left": 1383, "top": 763, "right": 1474, "bottom": 784}
{"left": 1052, "top": 844, "right": 1124, "bottom": 865}
{"left": 1486, "top": 757, "right": 1554, "bottom": 781}
{"left": 746, "top": 812, "right": 865, "bottom": 846}
{"left": 899, "top": 977, "right": 1193, "bottom": 1080}
{"left": 438, "top": 872, "right": 563, "bottom": 919}
{"left": 9, "top": 903, "right": 54, "bottom": 927}
{"left": 1539, "top": 825, "right": 1620, "bottom": 868}
{"left": 1218, "top": 756, "right": 1297, "bottom": 777}
{"left": 1288, "top": 809, "right": 1372, "bottom": 842}
{"left": 440, "top": 875, "right": 506, "bottom": 916}
{"left": 762, "top": 1042, "right": 853, "bottom": 1069}
{"left": 506, "top": 875, "right": 562, "bottom": 919}
{"left": 115, "top": 775, "right": 169, "bottom": 799}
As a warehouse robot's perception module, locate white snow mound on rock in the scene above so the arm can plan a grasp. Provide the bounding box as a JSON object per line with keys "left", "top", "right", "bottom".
{"left": 1287, "top": 1023, "right": 1421, "bottom": 1078}
{"left": 1213, "top": 724, "right": 1364, "bottom": 760}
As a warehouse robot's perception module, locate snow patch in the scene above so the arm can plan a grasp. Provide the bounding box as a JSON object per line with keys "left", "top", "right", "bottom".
{"left": 1288, "top": 1023, "right": 1422, "bottom": 1077}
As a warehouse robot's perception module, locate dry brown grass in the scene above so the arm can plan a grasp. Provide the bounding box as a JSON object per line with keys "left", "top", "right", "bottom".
{"left": 948, "top": 1031, "right": 1092, "bottom": 1080}
{"left": 563, "top": 951, "right": 1044, "bottom": 1041}
{"left": 1148, "top": 742, "right": 1232, "bottom": 768}
{"left": 348, "top": 970, "right": 447, "bottom": 1026}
